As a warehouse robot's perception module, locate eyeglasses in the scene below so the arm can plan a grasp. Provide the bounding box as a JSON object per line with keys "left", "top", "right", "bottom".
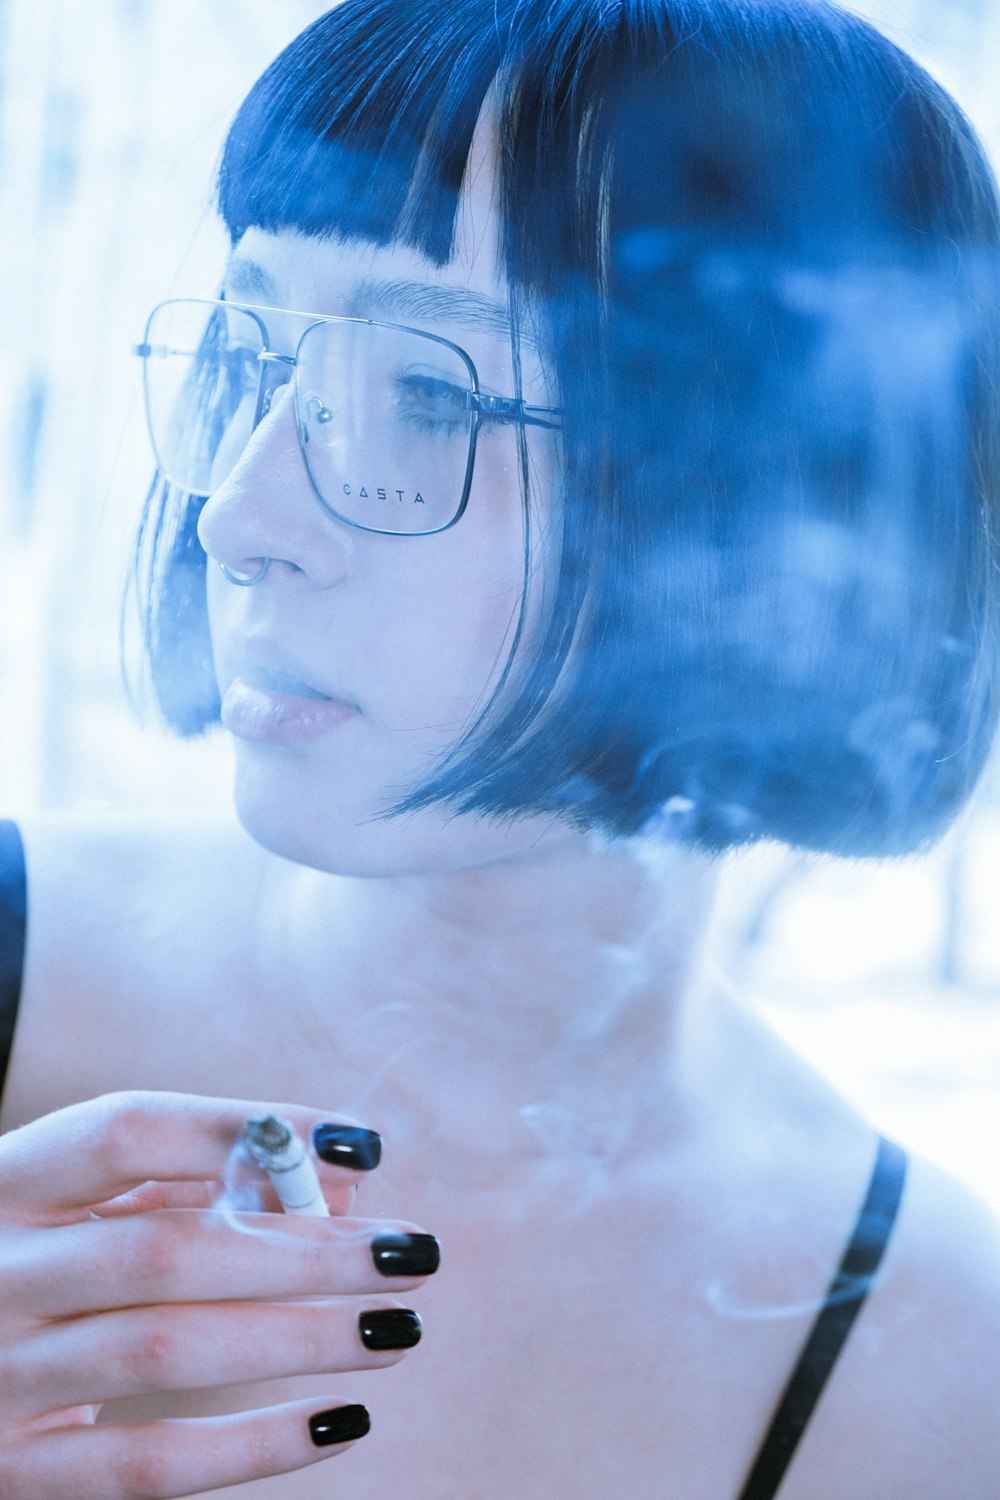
{"left": 134, "top": 297, "right": 563, "bottom": 536}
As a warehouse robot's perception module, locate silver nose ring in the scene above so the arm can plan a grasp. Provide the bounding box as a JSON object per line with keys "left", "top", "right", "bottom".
{"left": 219, "top": 558, "right": 271, "bottom": 587}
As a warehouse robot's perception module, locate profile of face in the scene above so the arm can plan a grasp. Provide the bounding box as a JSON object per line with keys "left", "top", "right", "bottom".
{"left": 139, "top": 0, "right": 1000, "bottom": 868}
{"left": 196, "top": 120, "right": 570, "bottom": 877}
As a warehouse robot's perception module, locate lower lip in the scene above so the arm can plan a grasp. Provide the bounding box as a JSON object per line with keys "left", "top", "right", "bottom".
{"left": 221, "top": 677, "right": 359, "bottom": 746}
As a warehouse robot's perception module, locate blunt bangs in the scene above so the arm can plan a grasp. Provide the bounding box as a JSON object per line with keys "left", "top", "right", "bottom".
{"left": 217, "top": 3, "right": 500, "bottom": 260}
{"left": 138, "top": 0, "right": 1000, "bottom": 857}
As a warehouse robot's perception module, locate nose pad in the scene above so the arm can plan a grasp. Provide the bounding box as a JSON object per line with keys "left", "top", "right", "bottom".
{"left": 253, "top": 352, "right": 295, "bottom": 427}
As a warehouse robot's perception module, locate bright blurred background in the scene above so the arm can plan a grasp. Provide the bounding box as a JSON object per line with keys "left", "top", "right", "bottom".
{"left": 0, "top": 0, "right": 998, "bottom": 1208}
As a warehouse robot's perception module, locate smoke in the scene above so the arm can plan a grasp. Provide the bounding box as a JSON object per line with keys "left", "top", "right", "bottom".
{"left": 704, "top": 1269, "right": 887, "bottom": 1323}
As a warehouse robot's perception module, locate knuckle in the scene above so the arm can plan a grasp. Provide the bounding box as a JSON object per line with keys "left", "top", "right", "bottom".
{"left": 0, "top": 1343, "right": 49, "bottom": 1413}
{"left": 121, "top": 1317, "right": 184, "bottom": 1389}
{"left": 110, "top": 1435, "right": 175, "bottom": 1499}
{"left": 245, "top": 1417, "right": 288, "bottom": 1479}
{"left": 295, "top": 1306, "right": 336, "bottom": 1370}
{"left": 0, "top": 1350, "right": 19, "bottom": 1405}
{"left": 92, "top": 1092, "right": 161, "bottom": 1171}
{"left": 0, "top": 1453, "right": 31, "bottom": 1500}
{"left": 301, "top": 1237, "right": 337, "bottom": 1293}
{"left": 115, "top": 1215, "right": 185, "bottom": 1298}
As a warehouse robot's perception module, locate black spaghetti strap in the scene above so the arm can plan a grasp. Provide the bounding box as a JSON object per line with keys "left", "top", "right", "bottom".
{"left": 735, "top": 1134, "right": 908, "bottom": 1500}
{"left": 0, "top": 820, "right": 27, "bottom": 1106}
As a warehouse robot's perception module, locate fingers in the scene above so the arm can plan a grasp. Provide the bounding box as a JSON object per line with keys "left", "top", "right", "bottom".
{"left": 90, "top": 1181, "right": 244, "bottom": 1216}
{"left": 9, "top": 1211, "right": 440, "bottom": 1318}
{"left": 4, "top": 1298, "right": 421, "bottom": 1412}
{"left": 0, "top": 1094, "right": 420, "bottom": 1497}
{"left": 1, "top": 1396, "right": 371, "bottom": 1500}
{"left": 0, "top": 1093, "right": 379, "bottom": 1220}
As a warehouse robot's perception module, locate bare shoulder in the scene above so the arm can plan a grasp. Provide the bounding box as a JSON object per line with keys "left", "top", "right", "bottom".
{"left": 796, "top": 1148, "right": 1000, "bottom": 1498}
{"left": 1, "top": 810, "right": 271, "bottom": 1127}
{"left": 719, "top": 1011, "right": 1000, "bottom": 1495}
{"left": 21, "top": 806, "right": 268, "bottom": 962}
{"left": 893, "top": 1148, "right": 1000, "bottom": 1288}
{"left": 887, "top": 1151, "right": 1000, "bottom": 1400}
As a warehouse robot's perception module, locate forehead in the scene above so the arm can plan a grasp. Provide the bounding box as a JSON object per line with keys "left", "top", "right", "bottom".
{"left": 224, "top": 228, "right": 507, "bottom": 337}
{"left": 225, "top": 103, "right": 506, "bottom": 326}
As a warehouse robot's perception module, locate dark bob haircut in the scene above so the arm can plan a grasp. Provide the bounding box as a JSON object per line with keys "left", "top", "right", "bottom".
{"left": 135, "top": 0, "right": 1000, "bottom": 857}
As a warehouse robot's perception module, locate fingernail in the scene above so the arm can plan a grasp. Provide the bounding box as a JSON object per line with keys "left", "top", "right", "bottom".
{"left": 309, "top": 1403, "right": 371, "bottom": 1447}
{"left": 312, "top": 1123, "right": 382, "bottom": 1171}
{"left": 371, "top": 1231, "right": 441, "bottom": 1277}
{"left": 359, "top": 1308, "right": 423, "bottom": 1350}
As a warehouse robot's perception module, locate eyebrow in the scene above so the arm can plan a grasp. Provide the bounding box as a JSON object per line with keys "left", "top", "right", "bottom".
{"left": 224, "top": 257, "right": 279, "bottom": 303}
{"left": 349, "top": 278, "right": 514, "bottom": 340}
{"left": 224, "top": 257, "right": 518, "bottom": 343}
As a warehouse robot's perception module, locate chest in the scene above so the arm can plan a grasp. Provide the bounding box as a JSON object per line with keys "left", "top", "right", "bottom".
{"left": 99, "top": 1193, "right": 898, "bottom": 1500}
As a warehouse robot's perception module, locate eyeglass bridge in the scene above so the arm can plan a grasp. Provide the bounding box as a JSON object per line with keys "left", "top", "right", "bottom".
{"left": 254, "top": 349, "right": 296, "bottom": 422}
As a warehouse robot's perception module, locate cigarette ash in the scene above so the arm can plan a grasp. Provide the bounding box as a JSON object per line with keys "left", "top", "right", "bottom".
{"left": 245, "top": 1113, "right": 293, "bottom": 1166}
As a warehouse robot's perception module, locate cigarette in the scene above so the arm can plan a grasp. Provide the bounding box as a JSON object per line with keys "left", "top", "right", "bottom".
{"left": 245, "top": 1115, "right": 330, "bottom": 1217}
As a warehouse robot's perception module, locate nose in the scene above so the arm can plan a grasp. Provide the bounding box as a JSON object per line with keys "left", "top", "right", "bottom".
{"left": 196, "top": 381, "right": 353, "bottom": 588}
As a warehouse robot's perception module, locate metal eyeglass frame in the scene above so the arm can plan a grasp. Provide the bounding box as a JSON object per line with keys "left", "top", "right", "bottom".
{"left": 134, "top": 296, "right": 564, "bottom": 537}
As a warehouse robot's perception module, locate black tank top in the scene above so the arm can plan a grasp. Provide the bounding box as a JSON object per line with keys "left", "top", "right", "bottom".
{"left": 0, "top": 816, "right": 906, "bottom": 1497}
{"left": 0, "top": 820, "right": 26, "bottom": 1103}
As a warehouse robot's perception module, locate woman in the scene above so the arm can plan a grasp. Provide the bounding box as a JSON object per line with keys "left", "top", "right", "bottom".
{"left": 2, "top": 0, "right": 1000, "bottom": 1495}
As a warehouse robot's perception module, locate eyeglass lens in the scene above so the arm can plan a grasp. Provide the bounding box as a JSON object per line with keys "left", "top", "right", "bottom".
{"left": 141, "top": 299, "right": 477, "bottom": 535}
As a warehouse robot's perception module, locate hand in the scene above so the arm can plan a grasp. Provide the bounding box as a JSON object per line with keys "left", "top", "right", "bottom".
{"left": 0, "top": 1091, "right": 437, "bottom": 1499}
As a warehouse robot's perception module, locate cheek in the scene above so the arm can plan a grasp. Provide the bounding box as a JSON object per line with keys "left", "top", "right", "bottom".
{"left": 379, "top": 538, "right": 526, "bottom": 736}
{"left": 393, "top": 428, "right": 560, "bottom": 732}
{"left": 359, "top": 453, "right": 530, "bottom": 738}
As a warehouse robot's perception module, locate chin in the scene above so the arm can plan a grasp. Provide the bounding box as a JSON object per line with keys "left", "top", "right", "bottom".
{"left": 229, "top": 748, "right": 571, "bottom": 879}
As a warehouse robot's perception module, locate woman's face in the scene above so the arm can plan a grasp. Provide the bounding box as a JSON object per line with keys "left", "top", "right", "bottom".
{"left": 197, "top": 139, "right": 570, "bottom": 876}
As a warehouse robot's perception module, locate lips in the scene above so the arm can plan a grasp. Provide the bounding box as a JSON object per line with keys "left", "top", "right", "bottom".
{"left": 220, "top": 654, "right": 360, "bottom": 747}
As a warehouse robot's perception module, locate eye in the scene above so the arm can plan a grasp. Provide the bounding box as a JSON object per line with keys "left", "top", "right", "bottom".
{"left": 219, "top": 345, "right": 261, "bottom": 392}
{"left": 395, "top": 368, "right": 471, "bottom": 434}
{"left": 222, "top": 344, "right": 260, "bottom": 374}
{"left": 194, "top": 324, "right": 260, "bottom": 415}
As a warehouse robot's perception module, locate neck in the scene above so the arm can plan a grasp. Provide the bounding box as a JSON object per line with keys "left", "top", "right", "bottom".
{"left": 266, "top": 831, "right": 722, "bottom": 1186}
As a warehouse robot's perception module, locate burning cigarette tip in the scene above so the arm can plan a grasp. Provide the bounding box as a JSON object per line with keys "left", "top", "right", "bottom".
{"left": 246, "top": 1114, "right": 294, "bottom": 1166}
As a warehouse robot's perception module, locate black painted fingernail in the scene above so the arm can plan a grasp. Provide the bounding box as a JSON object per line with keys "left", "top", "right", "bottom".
{"left": 309, "top": 1403, "right": 371, "bottom": 1447}
{"left": 312, "top": 1123, "right": 382, "bottom": 1171}
{"left": 359, "top": 1308, "right": 423, "bottom": 1350}
{"left": 371, "top": 1232, "right": 440, "bottom": 1277}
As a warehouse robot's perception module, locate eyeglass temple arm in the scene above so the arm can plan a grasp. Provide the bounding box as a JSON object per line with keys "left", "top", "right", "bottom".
{"left": 468, "top": 392, "right": 563, "bottom": 429}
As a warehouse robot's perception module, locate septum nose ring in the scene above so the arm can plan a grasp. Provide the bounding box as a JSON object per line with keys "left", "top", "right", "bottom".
{"left": 219, "top": 558, "right": 271, "bottom": 587}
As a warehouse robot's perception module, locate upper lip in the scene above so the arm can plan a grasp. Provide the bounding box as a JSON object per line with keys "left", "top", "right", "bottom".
{"left": 225, "top": 638, "right": 358, "bottom": 708}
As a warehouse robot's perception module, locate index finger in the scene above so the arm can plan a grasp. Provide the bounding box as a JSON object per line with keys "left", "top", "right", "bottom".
{"left": 0, "top": 1093, "right": 380, "bottom": 1221}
